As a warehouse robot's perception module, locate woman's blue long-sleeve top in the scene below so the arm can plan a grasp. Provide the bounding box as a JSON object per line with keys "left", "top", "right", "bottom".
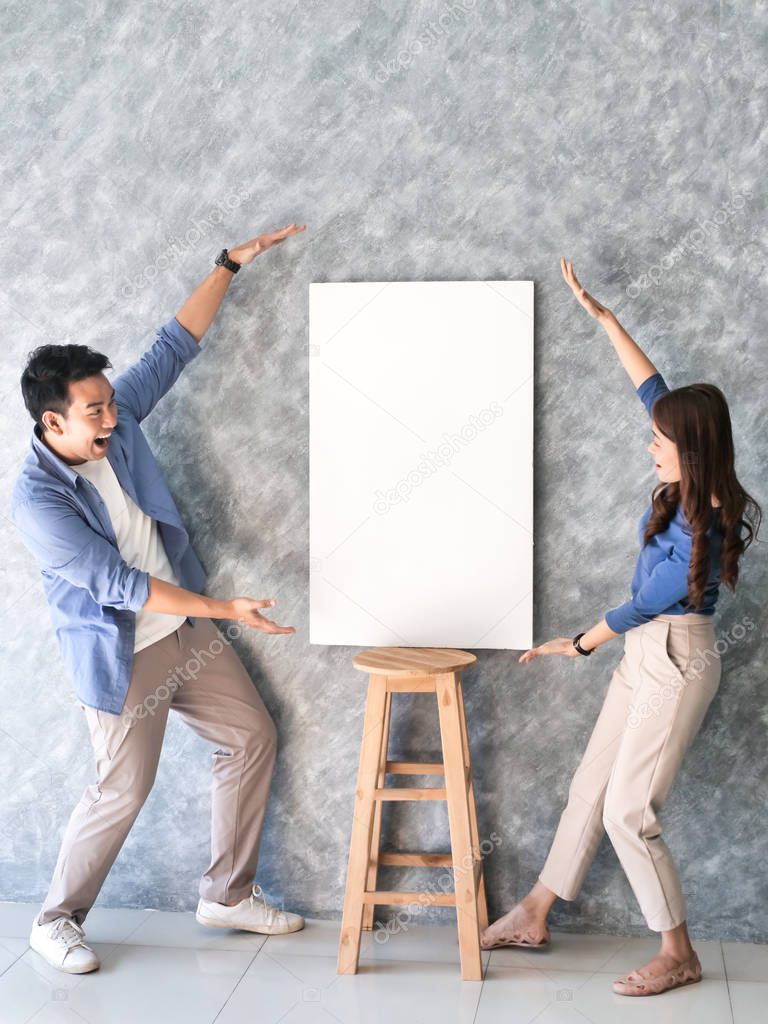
{"left": 603, "top": 373, "right": 723, "bottom": 634}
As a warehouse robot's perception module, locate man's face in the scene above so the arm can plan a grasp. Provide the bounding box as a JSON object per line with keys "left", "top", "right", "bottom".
{"left": 40, "top": 374, "right": 118, "bottom": 466}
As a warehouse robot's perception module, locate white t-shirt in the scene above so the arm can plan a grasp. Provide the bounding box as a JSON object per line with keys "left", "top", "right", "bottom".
{"left": 71, "top": 455, "right": 187, "bottom": 653}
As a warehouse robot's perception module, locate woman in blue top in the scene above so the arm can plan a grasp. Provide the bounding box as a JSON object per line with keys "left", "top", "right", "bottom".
{"left": 481, "top": 259, "right": 762, "bottom": 997}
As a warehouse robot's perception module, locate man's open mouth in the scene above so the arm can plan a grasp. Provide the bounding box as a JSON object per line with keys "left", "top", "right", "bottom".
{"left": 94, "top": 434, "right": 111, "bottom": 448}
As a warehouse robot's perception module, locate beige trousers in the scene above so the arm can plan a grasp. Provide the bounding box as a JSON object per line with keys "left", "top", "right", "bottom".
{"left": 538, "top": 612, "right": 721, "bottom": 932}
{"left": 38, "top": 617, "right": 278, "bottom": 927}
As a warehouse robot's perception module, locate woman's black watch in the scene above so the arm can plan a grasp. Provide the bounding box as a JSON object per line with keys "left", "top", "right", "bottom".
{"left": 572, "top": 632, "right": 594, "bottom": 656}
{"left": 215, "top": 248, "right": 241, "bottom": 273}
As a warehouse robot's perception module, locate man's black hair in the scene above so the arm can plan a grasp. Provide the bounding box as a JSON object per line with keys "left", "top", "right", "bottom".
{"left": 21, "top": 344, "right": 112, "bottom": 433}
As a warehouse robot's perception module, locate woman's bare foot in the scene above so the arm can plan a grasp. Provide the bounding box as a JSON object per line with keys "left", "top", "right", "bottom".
{"left": 480, "top": 898, "right": 550, "bottom": 950}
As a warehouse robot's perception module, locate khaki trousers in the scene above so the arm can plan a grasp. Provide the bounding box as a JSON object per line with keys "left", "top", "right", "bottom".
{"left": 38, "top": 617, "right": 278, "bottom": 927}
{"left": 538, "top": 612, "right": 721, "bottom": 932}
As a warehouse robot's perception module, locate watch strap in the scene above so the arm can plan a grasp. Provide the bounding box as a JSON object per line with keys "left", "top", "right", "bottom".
{"left": 215, "top": 248, "right": 241, "bottom": 273}
{"left": 573, "top": 632, "right": 593, "bottom": 656}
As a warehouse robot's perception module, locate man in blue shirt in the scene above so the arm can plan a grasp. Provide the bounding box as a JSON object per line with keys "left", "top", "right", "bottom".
{"left": 12, "top": 224, "right": 306, "bottom": 975}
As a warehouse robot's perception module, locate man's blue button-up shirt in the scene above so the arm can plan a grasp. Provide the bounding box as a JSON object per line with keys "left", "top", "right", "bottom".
{"left": 11, "top": 317, "right": 207, "bottom": 715}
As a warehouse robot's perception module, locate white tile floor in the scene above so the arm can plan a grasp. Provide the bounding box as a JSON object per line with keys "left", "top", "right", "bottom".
{"left": 0, "top": 901, "right": 764, "bottom": 1023}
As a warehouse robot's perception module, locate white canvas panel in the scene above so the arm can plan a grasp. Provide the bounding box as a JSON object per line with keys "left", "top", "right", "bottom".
{"left": 309, "top": 281, "right": 533, "bottom": 650}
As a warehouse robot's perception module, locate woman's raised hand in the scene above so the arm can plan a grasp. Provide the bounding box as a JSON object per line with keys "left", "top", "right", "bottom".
{"left": 561, "top": 258, "right": 611, "bottom": 321}
{"left": 518, "top": 637, "right": 581, "bottom": 663}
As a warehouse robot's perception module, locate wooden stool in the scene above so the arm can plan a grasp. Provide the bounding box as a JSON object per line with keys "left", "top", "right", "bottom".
{"left": 337, "top": 647, "right": 488, "bottom": 980}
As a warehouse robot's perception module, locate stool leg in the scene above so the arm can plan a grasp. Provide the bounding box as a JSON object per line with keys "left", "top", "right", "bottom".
{"left": 362, "top": 689, "right": 392, "bottom": 931}
{"left": 457, "top": 678, "right": 489, "bottom": 932}
{"left": 338, "top": 674, "right": 388, "bottom": 974}
{"left": 435, "top": 671, "right": 483, "bottom": 981}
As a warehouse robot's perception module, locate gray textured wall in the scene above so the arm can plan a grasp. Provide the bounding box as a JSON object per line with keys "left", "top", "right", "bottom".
{"left": 1, "top": 0, "right": 766, "bottom": 943}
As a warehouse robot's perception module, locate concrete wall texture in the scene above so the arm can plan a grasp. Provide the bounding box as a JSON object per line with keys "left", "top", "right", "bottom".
{"left": 1, "top": 1, "right": 766, "bottom": 943}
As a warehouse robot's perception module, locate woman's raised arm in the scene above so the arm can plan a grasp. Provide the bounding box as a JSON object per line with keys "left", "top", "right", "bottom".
{"left": 561, "top": 258, "right": 658, "bottom": 389}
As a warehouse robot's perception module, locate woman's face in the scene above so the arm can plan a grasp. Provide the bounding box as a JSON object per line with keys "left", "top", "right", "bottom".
{"left": 648, "top": 419, "right": 680, "bottom": 483}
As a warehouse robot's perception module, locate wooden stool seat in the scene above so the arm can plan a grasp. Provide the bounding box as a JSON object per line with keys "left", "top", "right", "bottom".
{"left": 352, "top": 647, "right": 477, "bottom": 676}
{"left": 337, "top": 647, "right": 488, "bottom": 981}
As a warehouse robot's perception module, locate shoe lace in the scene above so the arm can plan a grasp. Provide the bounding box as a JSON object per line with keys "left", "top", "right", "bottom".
{"left": 248, "top": 884, "right": 283, "bottom": 926}
{"left": 49, "top": 917, "right": 86, "bottom": 949}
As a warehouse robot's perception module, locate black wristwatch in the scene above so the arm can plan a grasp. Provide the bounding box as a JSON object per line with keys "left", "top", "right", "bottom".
{"left": 215, "top": 248, "right": 241, "bottom": 273}
{"left": 572, "top": 632, "right": 594, "bottom": 656}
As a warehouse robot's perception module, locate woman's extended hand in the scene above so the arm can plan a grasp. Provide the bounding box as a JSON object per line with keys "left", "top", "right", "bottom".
{"left": 518, "top": 637, "right": 581, "bottom": 663}
{"left": 561, "top": 258, "right": 612, "bottom": 321}
{"left": 229, "top": 224, "right": 306, "bottom": 265}
{"left": 228, "top": 597, "right": 296, "bottom": 635}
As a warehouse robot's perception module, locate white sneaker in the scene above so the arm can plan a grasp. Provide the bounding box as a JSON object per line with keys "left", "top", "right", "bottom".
{"left": 29, "top": 915, "right": 100, "bottom": 974}
{"left": 196, "top": 884, "right": 305, "bottom": 935}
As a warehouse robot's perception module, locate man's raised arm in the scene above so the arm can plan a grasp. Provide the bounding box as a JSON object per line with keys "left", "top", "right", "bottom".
{"left": 175, "top": 223, "right": 306, "bottom": 342}
{"left": 112, "top": 224, "right": 305, "bottom": 423}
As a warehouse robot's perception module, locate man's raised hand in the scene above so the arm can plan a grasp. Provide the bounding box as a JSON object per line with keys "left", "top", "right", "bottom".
{"left": 229, "top": 224, "right": 306, "bottom": 265}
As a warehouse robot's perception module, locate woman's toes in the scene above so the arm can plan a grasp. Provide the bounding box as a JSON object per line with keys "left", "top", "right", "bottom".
{"left": 480, "top": 923, "right": 507, "bottom": 948}
{"left": 479, "top": 905, "right": 549, "bottom": 949}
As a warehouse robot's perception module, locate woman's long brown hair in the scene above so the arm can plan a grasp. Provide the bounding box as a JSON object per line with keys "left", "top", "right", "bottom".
{"left": 645, "top": 382, "right": 762, "bottom": 611}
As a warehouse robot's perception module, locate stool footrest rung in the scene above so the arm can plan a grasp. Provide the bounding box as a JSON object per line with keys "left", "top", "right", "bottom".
{"left": 385, "top": 760, "right": 445, "bottom": 775}
{"left": 362, "top": 890, "right": 456, "bottom": 906}
{"left": 378, "top": 852, "right": 452, "bottom": 867}
{"left": 375, "top": 764, "right": 471, "bottom": 800}
{"left": 374, "top": 787, "right": 446, "bottom": 801}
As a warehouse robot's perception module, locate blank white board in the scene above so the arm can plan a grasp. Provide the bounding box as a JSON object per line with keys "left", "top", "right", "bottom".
{"left": 309, "top": 281, "right": 533, "bottom": 650}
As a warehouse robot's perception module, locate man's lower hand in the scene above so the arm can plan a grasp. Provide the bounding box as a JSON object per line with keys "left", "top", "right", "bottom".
{"left": 227, "top": 596, "right": 296, "bottom": 635}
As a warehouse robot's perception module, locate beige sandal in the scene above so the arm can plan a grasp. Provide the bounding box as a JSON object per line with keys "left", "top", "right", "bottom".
{"left": 480, "top": 925, "right": 551, "bottom": 951}
{"left": 612, "top": 951, "right": 702, "bottom": 996}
